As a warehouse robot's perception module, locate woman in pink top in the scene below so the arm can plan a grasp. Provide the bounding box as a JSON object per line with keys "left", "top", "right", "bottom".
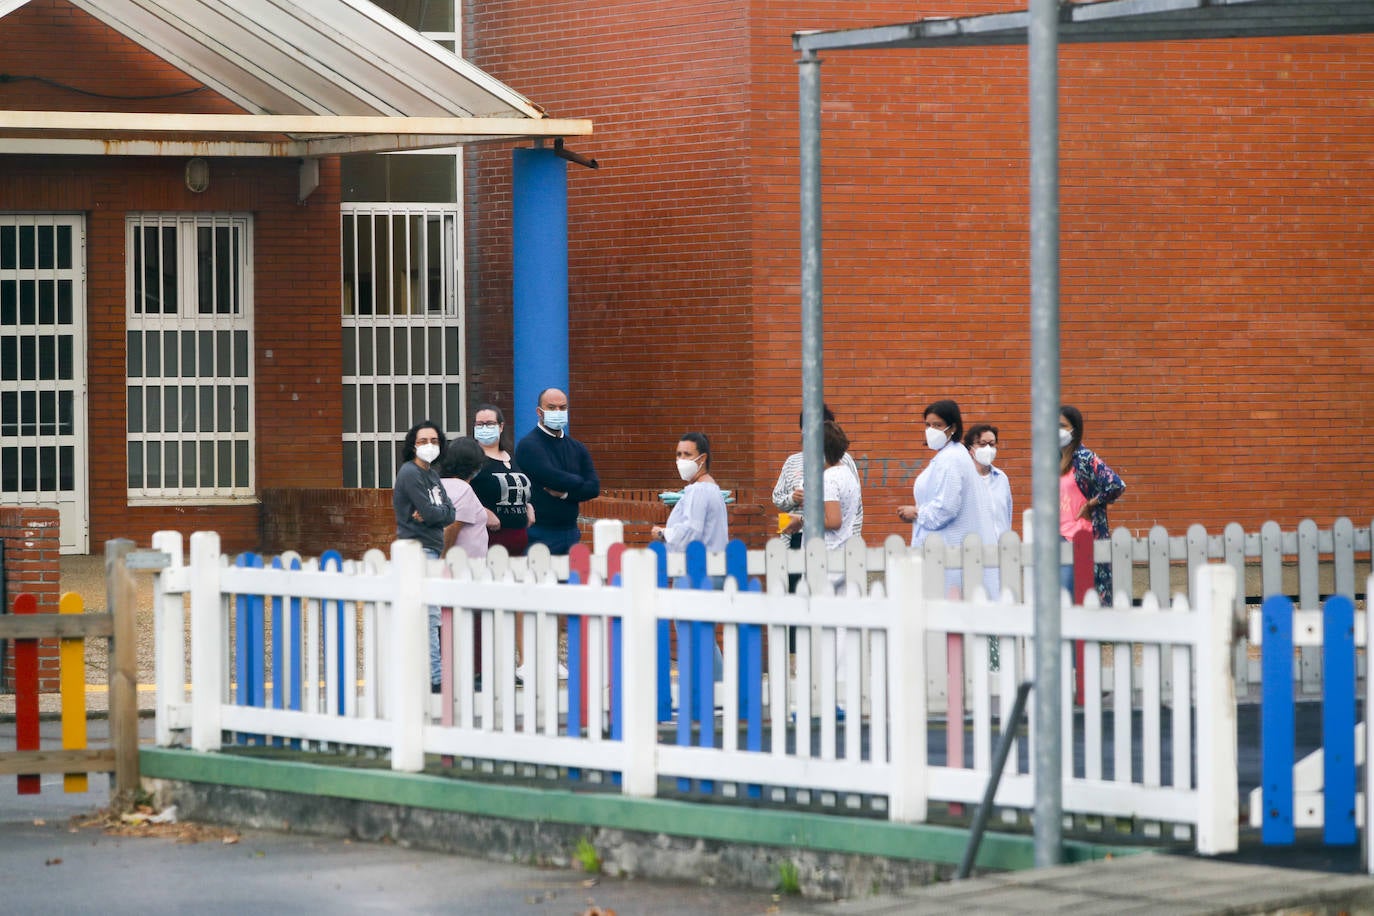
{"left": 1058, "top": 406, "right": 1126, "bottom": 602}
{"left": 439, "top": 436, "right": 490, "bottom": 560}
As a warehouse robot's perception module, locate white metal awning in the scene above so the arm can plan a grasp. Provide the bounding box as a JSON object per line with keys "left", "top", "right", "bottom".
{"left": 0, "top": 0, "right": 591, "bottom": 157}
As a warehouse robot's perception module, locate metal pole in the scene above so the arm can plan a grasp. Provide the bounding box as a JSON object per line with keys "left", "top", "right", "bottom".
{"left": 958, "top": 680, "right": 1034, "bottom": 879}
{"left": 1029, "top": 0, "right": 1063, "bottom": 867}
{"left": 798, "top": 50, "right": 825, "bottom": 543}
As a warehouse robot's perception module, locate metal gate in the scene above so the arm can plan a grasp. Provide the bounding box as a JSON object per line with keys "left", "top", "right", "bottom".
{"left": 0, "top": 214, "right": 88, "bottom": 553}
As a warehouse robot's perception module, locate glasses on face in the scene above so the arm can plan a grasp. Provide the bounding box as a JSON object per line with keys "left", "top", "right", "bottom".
{"left": 474, "top": 423, "right": 499, "bottom": 430}
{"left": 975, "top": 439, "right": 997, "bottom": 449}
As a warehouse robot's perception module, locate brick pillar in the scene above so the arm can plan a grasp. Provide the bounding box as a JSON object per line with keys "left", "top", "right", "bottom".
{"left": 0, "top": 506, "right": 62, "bottom": 692}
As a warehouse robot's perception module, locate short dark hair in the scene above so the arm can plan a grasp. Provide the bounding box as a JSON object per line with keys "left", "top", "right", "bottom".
{"left": 401, "top": 419, "right": 445, "bottom": 463}
{"left": 823, "top": 420, "right": 849, "bottom": 466}
{"left": 537, "top": 387, "right": 564, "bottom": 407}
{"left": 679, "top": 431, "right": 711, "bottom": 469}
{"left": 798, "top": 403, "right": 837, "bottom": 430}
{"left": 924, "top": 399, "right": 964, "bottom": 446}
{"left": 442, "top": 436, "right": 485, "bottom": 480}
{"left": 474, "top": 403, "right": 505, "bottom": 425}
{"left": 964, "top": 423, "right": 999, "bottom": 448}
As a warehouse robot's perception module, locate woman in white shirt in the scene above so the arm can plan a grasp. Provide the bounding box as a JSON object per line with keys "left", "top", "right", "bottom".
{"left": 896, "top": 399, "right": 998, "bottom": 597}
{"left": 964, "top": 423, "right": 1013, "bottom": 540}
{"left": 822, "top": 420, "right": 861, "bottom": 562}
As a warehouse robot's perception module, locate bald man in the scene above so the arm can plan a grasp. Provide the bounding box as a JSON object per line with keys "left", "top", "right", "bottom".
{"left": 514, "top": 387, "right": 601, "bottom": 555}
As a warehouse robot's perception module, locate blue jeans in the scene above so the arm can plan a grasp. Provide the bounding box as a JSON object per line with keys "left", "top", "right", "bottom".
{"left": 424, "top": 548, "right": 442, "bottom": 686}
{"left": 527, "top": 524, "right": 581, "bottom": 556}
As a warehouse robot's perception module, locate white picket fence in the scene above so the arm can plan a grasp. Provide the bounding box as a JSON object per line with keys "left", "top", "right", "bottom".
{"left": 658, "top": 516, "right": 1373, "bottom": 699}
{"left": 151, "top": 528, "right": 1241, "bottom": 856}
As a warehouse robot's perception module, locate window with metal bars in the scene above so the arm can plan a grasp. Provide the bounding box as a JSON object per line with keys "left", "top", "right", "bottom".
{"left": 125, "top": 214, "right": 254, "bottom": 502}
{"left": 341, "top": 206, "right": 463, "bottom": 488}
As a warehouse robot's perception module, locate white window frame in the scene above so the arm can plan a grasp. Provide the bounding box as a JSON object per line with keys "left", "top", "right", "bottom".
{"left": 125, "top": 213, "right": 255, "bottom": 504}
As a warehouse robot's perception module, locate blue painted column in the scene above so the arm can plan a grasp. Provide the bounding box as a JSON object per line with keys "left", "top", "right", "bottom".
{"left": 512, "top": 148, "right": 569, "bottom": 435}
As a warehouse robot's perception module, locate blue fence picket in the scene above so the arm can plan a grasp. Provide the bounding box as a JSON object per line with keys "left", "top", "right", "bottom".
{"left": 233, "top": 552, "right": 265, "bottom": 745}
{"left": 609, "top": 568, "right": 623, "bottom": 787}
{"left": 234, "top": 553, "right": 251, "bottom": 720}
{"left": 565, "top": 568, "right": 583, "bottom": 780}
{"left": 722, "top": 539, "right": 762, "bottom": 799}
{"left": 1261, "top": 594, "right": 1295, "bottom": 845}
{"left": 673, "top": 570, "right": 695, "bottom": 793}
{"left": 320, "top": 550, "right": 345, "bottom": 714}
{"left": 1323, "top": 594, "right": 1357, "bottom": 846}
{"left": 248, "top": 553, "right": 265, "bottom": 710}
{"left": 648, "top": 542, "right": 672, "bottom": 723}
{"left": 270, "top": 555, "right": 303, "bottom": 749}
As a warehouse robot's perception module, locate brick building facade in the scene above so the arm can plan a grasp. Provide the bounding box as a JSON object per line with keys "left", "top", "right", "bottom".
{"left": 464, "top": 2, "right": 1374, "bottom": 547}
{"left": 1, "top": 0, "right": 1370, "bottom": 562}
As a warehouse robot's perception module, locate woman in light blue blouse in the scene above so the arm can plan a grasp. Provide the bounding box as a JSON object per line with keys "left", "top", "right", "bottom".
{"left": 652, "top": 432, "right": 729, "bottom": 552}
{"left": 652, "top": 432, "right": 727, "bottom": 679}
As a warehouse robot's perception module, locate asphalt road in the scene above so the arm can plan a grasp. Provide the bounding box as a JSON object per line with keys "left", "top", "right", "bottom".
{"left": 0, "top": 720, "right": 820, "bottom": 916}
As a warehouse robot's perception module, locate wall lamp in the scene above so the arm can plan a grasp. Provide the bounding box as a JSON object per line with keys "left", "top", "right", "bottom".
{"left": 554, "top": 137, "right": 599, "bottom": 170}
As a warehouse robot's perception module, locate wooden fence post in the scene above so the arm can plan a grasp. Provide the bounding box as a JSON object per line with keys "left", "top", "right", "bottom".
{"left": 105, "top": 539, "right": 140, "bottom": 803}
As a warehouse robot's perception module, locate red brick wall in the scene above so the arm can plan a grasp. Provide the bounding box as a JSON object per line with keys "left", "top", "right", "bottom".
{"left": 1, "top": 0, "right": 344, "bottom": 555}
{"left": 259, "top": 488, "right": 395, "bottom": 560}
{"left": 465, "top": 0, "right": 766, "bottom": 538}
{"left": 467, "top": 1, "right": 1374, "bottom": 547}
{"left": 0, "top": 507, "right": 61, "bottom": 691}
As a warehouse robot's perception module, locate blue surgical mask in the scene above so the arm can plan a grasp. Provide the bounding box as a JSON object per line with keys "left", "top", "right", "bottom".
{"left": 474, "top": 424, "right": 500, "bottom": 446}
{"left": 542, "top": 409, "right": 568, "bottom": 432}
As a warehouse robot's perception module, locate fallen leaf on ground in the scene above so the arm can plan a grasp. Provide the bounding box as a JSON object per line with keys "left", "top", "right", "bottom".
{"left": 72, "top": 806, "right": 241, "bottom": 844}
{"left": 32, "top": 819, "right": 45, "bottom": 827}
{"left": 44, "top": 858, "right": 62, "bottom": 866}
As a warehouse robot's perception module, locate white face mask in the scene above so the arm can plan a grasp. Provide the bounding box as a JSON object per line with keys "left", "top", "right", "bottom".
{"left": 416, "top": 443, "right": 441, "bottom": 465}
{"left": 1058, "top": 428, "right": 1073, "bottom": 449}
{"left": 676, "top": 456, "right": 702, "bottom": 482}
{"left": 974, "top": 445, "right": 997, "bottom": 468}
{"left": 925, "top": 426, "right": 949, "bottom": 451}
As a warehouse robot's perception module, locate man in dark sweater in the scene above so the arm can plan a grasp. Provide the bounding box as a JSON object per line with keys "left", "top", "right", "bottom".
{"left": 514, "top": 387, "right": 600, "bottom": 555}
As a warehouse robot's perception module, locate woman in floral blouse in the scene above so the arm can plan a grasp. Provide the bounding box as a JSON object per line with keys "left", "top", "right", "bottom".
{"left": 1058, "top": 405, "right": 1126, "bottom": 603}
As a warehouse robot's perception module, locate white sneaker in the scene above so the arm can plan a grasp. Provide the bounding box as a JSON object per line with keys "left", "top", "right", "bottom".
{"left": 558, "top": 663, "right": 569, "bottom": 680}
{"left": 515, "top": 664, "right": 529, "bottom": 684}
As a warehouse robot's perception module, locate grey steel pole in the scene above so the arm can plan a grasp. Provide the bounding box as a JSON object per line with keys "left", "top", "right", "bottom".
{"left": 798, "top": 49, "right": 825, "bottom": 543}
{"left": 1029, "top": 0, "right": 1063, "bottom": 867}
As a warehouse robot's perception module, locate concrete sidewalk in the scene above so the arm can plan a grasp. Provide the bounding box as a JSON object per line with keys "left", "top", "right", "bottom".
{"left": 814, "top": 853, "right": 1374, "bottom": 914}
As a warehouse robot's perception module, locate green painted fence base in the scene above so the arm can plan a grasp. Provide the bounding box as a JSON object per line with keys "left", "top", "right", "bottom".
{"left": 141, "top": 747, "right": 1143, "bottom": 898}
